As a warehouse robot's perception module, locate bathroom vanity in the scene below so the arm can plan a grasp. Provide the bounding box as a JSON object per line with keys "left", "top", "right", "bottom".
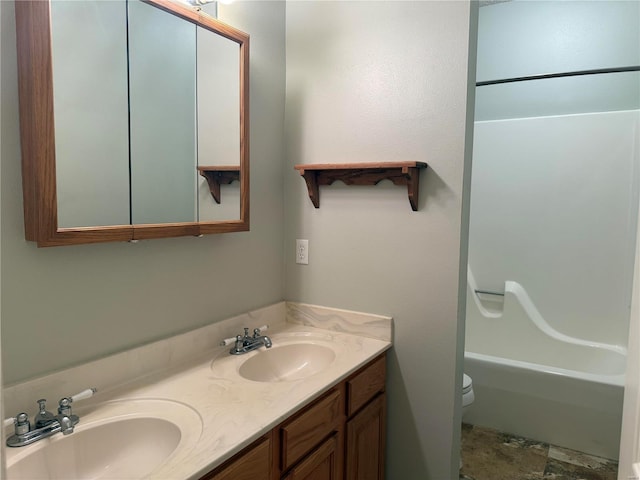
{"left": 3, "top": 302, "right": 392, "bottom": 480}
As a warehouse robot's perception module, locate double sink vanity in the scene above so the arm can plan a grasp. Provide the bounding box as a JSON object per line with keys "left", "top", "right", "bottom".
{"left": 3, "top": 302, "right": 392, "bottom": 479}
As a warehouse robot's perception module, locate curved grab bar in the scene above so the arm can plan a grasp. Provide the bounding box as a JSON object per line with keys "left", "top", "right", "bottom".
{"left": 467, "top": 265, "right": 626, "bottom": 354}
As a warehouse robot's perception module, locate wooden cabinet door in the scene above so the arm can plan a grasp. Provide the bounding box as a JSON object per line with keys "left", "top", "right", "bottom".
{"left": 345, "top": 394, "right": 385, "bottom": 480}
{"left": 283, "top": 435, "right": 340, "bottom": 480}
{"left": 346, "top": 355, "right": 385, "bottom": 417}
{"left": 201, "top": 436, "right": 271, "bottom": 480}
{"left": 280, "top": 388, "right": 342, "bottom": 471}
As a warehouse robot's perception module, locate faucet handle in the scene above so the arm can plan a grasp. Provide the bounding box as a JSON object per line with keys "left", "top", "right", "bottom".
{"left": 58, "top": 387, "right": 98, "bottom": 415}
{"left": 14, "top": 413, "right": 30, "bottom": 435}
{"left": 58, "top": 397, "right": 72, "bottom": 416}
{"left": 253, "top": 325, "right": 269, "bottom": 337}
{"left": 220, "top": 335, "right": 237, "bottom": 347}
{"left": 34, "top": 399, "right": 55, "bottom": 429}
{"left": 70, "top": 388, "right": 97, "bottom": 403}
{"left": 36, "top": 399, "right": 53, "bottom": 418}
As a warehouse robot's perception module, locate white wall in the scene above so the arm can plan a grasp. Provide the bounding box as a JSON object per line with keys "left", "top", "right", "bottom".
{"left": 284, "top": 2, "right": 477, "bottom": 478}
{"left": 0, "top": 0, "right": 286, "bottom": 385}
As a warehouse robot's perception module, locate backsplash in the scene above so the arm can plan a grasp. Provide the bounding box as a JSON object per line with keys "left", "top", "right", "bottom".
{"left": 286, "top": 302, "right": 392, "bottom": 342}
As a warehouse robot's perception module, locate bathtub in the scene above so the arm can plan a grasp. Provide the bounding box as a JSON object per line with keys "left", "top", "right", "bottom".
{"left": 464, "top": 269, "right": 627, "bottom": 459}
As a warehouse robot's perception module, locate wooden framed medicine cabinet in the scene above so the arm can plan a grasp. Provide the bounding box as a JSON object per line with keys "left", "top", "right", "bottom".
{"left": 15, "top": 0, "right": 249, "bottom": 247}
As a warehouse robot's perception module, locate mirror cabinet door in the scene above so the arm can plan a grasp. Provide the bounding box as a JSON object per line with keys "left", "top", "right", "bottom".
{"left": 129, "top": 0, "right": 198, "bottom": 225}
{"left": 197, "top": 26, "right": 241, "bottom": 222}
{"left": 51, "top": 1, "right": 130, "bottom": 228}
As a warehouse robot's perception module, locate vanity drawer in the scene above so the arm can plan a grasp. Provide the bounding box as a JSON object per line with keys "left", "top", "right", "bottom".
{"left": 280, "top": 388, "right": 343, "bottom": 471}
{"left": 346, "top": 354, "right": 386, "bottom": 417}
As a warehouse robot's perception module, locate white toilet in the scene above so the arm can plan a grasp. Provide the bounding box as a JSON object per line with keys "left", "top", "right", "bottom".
{"left": 460, "top": 374, "right": 475, "bottom": 469}
{"left": 462, "top": 373, "right": 475, "bottom": 415}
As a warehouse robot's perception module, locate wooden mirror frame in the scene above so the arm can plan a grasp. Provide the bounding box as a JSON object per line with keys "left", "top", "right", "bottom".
{"left": 15, "top": 0, "right": 249, "bottom": 247}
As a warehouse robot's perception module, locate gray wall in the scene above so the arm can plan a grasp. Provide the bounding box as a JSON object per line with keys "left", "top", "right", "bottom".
{"left": 284, "top": 2, "right": 477, "bottom": 478}
{"left": 0, "top": 0, "right": 286, "bottom": 385}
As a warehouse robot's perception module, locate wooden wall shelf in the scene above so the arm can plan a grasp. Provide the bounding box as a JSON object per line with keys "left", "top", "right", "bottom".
{"left": 293, "top": 162, "right": 428, "bottom": 211}
{"left": 197, "top": 166, "right": 240, "bottom": 204}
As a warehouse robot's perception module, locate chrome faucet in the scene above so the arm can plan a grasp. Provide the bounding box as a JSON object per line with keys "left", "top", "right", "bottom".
{"left": 6, "top": 388, "right": 97, "bottom": 447}
{"left": 221, "top": 326, "right": 272, "bottom": 355}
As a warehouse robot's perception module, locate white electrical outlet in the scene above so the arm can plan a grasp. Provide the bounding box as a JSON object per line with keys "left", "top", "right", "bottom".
{"left": 296, "top": 239, "right": 309, "bottom": 265}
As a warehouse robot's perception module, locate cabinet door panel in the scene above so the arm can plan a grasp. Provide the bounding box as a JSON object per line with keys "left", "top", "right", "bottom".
{"left": 202, "top": 436, "right": 271, "bottom": 480}
{"left": 283, "top": 435, "right": 339, "bottom": 480}
{"left": 345, "top": 394, "right": 386, "bottom": 480}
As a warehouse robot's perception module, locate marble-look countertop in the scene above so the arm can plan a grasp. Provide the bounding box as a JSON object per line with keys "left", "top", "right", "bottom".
{"left": 3, "top": 302, "right": 392, "bottom": 480}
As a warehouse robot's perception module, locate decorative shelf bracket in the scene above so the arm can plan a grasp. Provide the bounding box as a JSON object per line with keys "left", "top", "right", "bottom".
{"left": 293, "top": 162, "right": 428, "bottom": 211}
{"left": 197, "top": 166, "right": 240, "bottom": 204}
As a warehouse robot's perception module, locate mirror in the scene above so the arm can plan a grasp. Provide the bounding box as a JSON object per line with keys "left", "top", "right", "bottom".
{"left": 15, "top": 0, "right": 249, "bottom": 247}
{"left": 128, "top": 0, "right": 199, "bottom": 225}
{"left": 197, "top": 23, "right": 242, "bottom": 222}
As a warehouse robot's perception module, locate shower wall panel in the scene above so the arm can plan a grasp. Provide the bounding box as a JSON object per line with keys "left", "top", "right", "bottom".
{"left": 469, "top": 110, "right": 640, "bottom": 346}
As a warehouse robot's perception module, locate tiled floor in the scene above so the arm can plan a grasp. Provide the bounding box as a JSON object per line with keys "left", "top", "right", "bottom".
{"left": 459, "top": 424, "right": 618, "bottom": 480}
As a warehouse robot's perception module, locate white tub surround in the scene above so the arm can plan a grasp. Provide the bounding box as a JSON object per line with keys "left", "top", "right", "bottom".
{"left": 3, "top": 302, "right": 392, "bottom": 480}
{"left": 619, "top": 180, "right": 640, "bottom": 480}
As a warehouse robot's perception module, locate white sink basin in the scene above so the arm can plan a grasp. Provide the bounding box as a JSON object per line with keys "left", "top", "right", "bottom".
{"left": 5, "top": 399, "right": 203, "bottom": 480}
{"left": 211, "top": 331, "right": 340, "bottom": 382}
{"left": 239, "top": 343, "right": 336, "bottom": 382}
